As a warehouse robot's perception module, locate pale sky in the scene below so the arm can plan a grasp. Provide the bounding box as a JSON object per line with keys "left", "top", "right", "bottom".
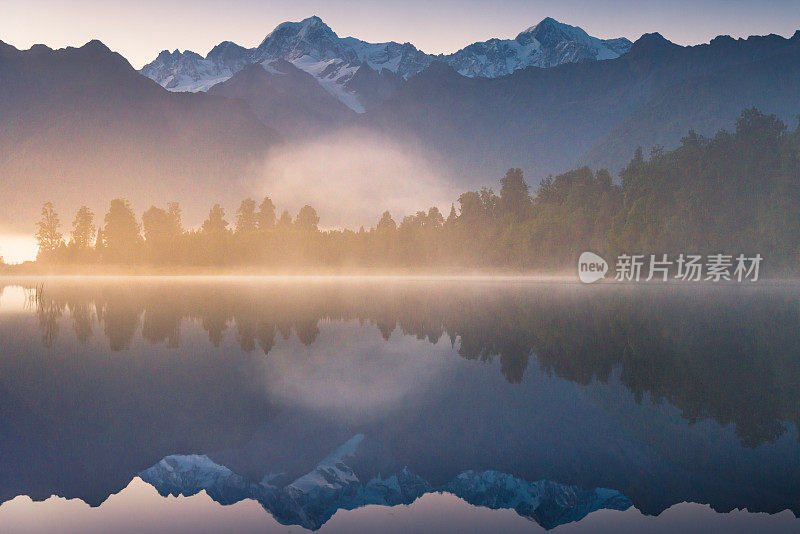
{"left": 2, "top": 0, "right": 800, "bottom": 69}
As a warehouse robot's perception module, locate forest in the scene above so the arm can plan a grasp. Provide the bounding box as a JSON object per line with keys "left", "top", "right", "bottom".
{"left": 15, "top": 108, "right": 800, "bottom": 274}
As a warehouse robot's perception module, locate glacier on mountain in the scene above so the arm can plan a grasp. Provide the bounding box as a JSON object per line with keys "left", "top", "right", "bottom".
{"left": 444, "top": 17, "right": 632, "bottom": 77}
{"left": 138, "top": 434, "right": 631, "bottom": 530}
{"left": 140, "top": 15, "right": 632, "bottom": 112}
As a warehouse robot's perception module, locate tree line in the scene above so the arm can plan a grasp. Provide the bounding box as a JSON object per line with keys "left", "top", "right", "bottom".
{"left": 29, "top": 108, "right": 800, "bottom": 272}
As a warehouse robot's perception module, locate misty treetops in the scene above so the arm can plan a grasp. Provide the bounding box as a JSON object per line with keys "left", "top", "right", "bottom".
{"left": 27, "top": 108, "right": 800, "bottom": 274}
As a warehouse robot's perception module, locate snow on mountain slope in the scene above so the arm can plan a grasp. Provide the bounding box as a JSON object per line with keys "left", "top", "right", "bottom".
{"left": 140, "top": 16, "right": 631, "bottom": 112}
{"left": 140, "top": 42, "right": 250, "bottom": 92}
{"left": 137, "top": 435, "right": 631, "bottom": 530}
{"left": 444, "top": 470, "right": 632, "bottom": 529}
{"left": 288, "top": 433, "right": 365, "bottom": 493}
{"left": 139, "top": 455, "right": 251, "bottom": 505}
{"left": 444, "top": 17, "right": 632, "bottom": 77}
{"left": 288, "top": 54, "right": 365, "bottom": 113}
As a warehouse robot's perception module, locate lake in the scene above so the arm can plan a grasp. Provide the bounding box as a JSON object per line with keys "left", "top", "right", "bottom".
{"left": 0, "top": 277, "right": 798, "bottom": 533}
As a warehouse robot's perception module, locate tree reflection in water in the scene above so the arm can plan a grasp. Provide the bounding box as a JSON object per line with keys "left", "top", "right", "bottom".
{"left": 15, "top": 279, "right": 800, "bottom": 449}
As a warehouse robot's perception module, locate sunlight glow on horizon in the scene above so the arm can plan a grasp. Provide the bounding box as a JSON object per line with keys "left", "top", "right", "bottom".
{"left": 0, "top": 235, "right": 38, "bottom": 264}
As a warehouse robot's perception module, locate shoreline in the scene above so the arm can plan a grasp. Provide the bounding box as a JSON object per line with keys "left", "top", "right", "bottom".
{"left": 1, "top": 273, "right": 797, "bottom": 286}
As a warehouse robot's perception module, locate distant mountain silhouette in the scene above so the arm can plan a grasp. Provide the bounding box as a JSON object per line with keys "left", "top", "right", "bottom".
{"left": 207, "top": 59, "right": 355, "bottom": 139}
{"left": 0, "top": 40, "right": 279, "bottom": 234}
{"left": 582, "top": 33, "right": 800, "bottom": 171}
{"left": 361, "top": 31, "right": 800, "bottom": 187}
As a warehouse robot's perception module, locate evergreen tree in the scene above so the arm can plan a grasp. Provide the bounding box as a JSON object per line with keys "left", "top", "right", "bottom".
{"left": 167, "top": 203, "right": 183, "bottom": 234}
{"left": 376, "top": 211, "right": 397, "bottom": 233}
{"left": 277, "top": 210, "right": 293, "bottom": 228}
{"left": 70, "top": 206, "right": 96, "bottom": 250}
{"left": 235, "top": 198, "right": 258, "bottom": 235}
{"left": 103, "top": 198, "right": 141, "bottom": 264}
{"left": 201, "top": 204, "right": 230, "bottom": 265}
{"left": 143, "top": 205, "right": 183, "bottom": 264}
{"left": 257, "top": 197, "right": 277, "bottom": 231}
{"left": 35, "top": 202, "right": 64, "bottom": 262}
{"left": 296, "top": 205, "right": 320, "bottom": 233}
{"left": 202, "top": 204, "right": 229, "bottom": 234}
{"left": 446, "top": 204, "right": 457, "bottom": 224}
{"left": 499, "top": 168, "right": 531, "bottom": 222}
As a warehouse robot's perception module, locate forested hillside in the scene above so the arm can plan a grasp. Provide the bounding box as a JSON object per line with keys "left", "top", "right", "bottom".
{"left": 14, "top": 109, "right": 799, "bottom": 276}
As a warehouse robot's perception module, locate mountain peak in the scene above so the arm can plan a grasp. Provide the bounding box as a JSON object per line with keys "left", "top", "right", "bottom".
{"left": 0, "top": 41, "right": 21, "bottom": 62}
{"left": 28, "top": 43, "right": 54, "bottom": 54}
{"left": 207, "top": 40, "right": 248, "bottom": 63}
{"left": 81, "top": 39, "right": 111, "bottom": 53}
{"left": 518, "top": 17, "right": 590, "bottom": 47}
{"left": 294, "top": 15, "right": 328, "bottom": 34}
{"left": 526, "top": 16, "right": 560, "bottom": 32}
{"left": 628, "top": 32, "right": 680, "bottom": 56}
{"left": 142, "top": 15, "right": 632, "bottom": 109}
{"left": 518, "top": 17, "right": 559, "bottom": 33}
{"left": 264, "top": 15, "right": 335, "bottom": 41}
{"left": 0, "top": 40, "right": 19, "bottom": 57}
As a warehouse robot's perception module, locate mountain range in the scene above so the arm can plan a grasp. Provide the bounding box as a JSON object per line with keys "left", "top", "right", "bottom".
{"left": 0, "top": 39, "right": 279, "bottom": 234}
{"left": 141, "top": 16, "right": 632, "bottom": 113}
{"left": 3, "top": 17, "right": 800, "bottom": 234}
{"left": 134, "top": 16, "right": 800, "bottom": 184}
{"left": 138, "top": 434, "right": 632, "bottom": 530}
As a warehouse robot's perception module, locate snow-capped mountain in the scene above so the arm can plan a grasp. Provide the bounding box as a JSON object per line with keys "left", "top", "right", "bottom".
{"left": 141, "top": 41, "right": 251, "bottom": 92}
{"left": 140, "top": 15, "right": 631, "bottom": 112}
{"left": 444, "top": 17, "right": 632, "bottom": 77}
{"left": 445, "top": 470, "right": 633, "bottom": 530}
{"left": 138, "top": 434, "right": 631, "bottom": 530}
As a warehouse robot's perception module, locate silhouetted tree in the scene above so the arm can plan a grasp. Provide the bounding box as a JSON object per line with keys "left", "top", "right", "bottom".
{"left": 35, "top": 202, "right": 64, "bottom": 262}
{"left": 235, "top": 198, "right": 258, "bottom": 235}
{"left": 376, "top": 211, "right": 397, "bottom": 233}
{"left": 103, "top": 199, "right": 141, "bottom": 264}
{"left": 70, "top": 206, "right": 95, "bottom": 250}
{"left": 296, "top": 205, "right": 320, "bottom": 233}
{"left": 143, "top": 204, "right": 182, "bottom": 264}
{"left": 201, "top": 204, "right": 230, "bottom": 265}
{"left": 499, "top": 168, "right": 531, "bottom": 222}
{"left": 277, "top": 210, "right": 293, "bottom": 229}
{"left": 257, "top": 196, "right": 277, "bottom": 231}
{"left": 25, "top": 108, "right": 800, "bottom": 274}
{"left": 65, "top": 206, "right": 96, "bottom": 263}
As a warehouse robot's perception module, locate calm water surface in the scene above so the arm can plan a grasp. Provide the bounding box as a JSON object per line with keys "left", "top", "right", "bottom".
{"left": 0, "top": 277, "right": 799, "bottom": 533}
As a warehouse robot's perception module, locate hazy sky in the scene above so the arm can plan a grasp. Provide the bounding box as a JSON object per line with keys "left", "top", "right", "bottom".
{"left": 3, "top": 0, "right": 800, "bottom": 68}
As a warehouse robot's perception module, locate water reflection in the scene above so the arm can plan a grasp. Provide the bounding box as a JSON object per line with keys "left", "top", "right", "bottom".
{"left": 0, "top": 278, "right": 799, "bottom": 531}
{"left": 14, "top": 279, "right": 800, "bottom": 447}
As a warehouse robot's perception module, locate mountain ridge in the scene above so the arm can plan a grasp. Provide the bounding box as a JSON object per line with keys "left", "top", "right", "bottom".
{"left": 137, "top": 435, "right": 632, "bottom": 530}
{"left": 140, "top": 15, "right": 632, "bottom": 112}
{"left": 0, "top": 39, "right": 280, "bottom": 234}
{"left": 359, "top": 27, "right": 800, "bottom": 186}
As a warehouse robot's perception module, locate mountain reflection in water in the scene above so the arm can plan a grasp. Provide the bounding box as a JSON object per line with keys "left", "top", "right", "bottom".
{"left": 0, "top": 278, "right": 799, "bottom": 532}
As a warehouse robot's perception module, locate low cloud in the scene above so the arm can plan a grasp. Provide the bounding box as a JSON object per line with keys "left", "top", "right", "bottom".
{"left": 262, "top": 321, "right": 453, "bottom": 419}
{"left": 254, "top": 128, "right": 458, "bottom": 228}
